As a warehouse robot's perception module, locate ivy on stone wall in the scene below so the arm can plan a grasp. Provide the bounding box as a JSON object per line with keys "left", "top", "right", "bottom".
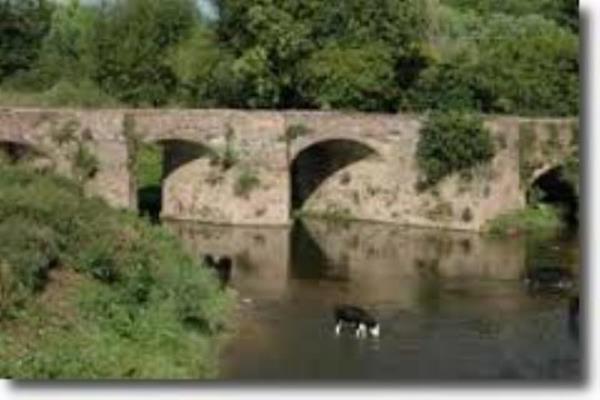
{"left": 416, "top": 111, "right": 495, "bottom": 188}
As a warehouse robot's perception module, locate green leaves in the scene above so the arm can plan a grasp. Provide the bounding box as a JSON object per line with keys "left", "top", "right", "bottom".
{"left": 0, "top": 0, "right": 580, "bottom": 114}
{"left": 0, "top": 0, "right": 54, "bottom": 83}
{"left": 299, "top": 42, "right": 397, "bottom": 111}
{"left": 417, "top": 111, "right": 495, "bottom": 187}
{"left": 410, "top": 9, "right": 579, "bottom": 116}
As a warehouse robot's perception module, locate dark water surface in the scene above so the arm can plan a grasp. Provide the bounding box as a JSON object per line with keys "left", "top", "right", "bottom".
{"left": 167, "top": 219, "right": 582, "bottom": 382}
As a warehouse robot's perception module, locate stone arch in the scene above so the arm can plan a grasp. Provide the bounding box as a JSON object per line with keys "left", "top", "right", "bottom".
{"left": 151, "top": 139, "right": 216, "bottom": 181}
{"left": 289, "top": 138, "right": 379, "bottom": 212}
{"left": 135, "top": 138, "right": 216, "bottom": 221}
{"left": 529, "top": 163, "right": 578, "bottom": 226}
{"left": 0, "top": 138, "right": 52, "bottom": 170}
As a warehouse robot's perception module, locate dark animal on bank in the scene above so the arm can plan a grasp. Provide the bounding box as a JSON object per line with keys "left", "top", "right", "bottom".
{"left": 334, "top": 305, "right": 380, "bottom": 338}
{"left": 203, "top": 254, "right": 232, "bottom": 289}
{"left": 524, "top": 266, "right": 574, "bottom": 292}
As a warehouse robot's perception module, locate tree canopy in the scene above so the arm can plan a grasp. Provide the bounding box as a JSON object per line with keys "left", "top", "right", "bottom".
{"left": 0, "top": 0, "right": 579, "bottom": 115}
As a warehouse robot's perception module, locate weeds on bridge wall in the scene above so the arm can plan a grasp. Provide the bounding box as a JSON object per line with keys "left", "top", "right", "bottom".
{"left": 48, "top": 117, "right": 98, "bottom": 183}
{"left": 209, "top": 124, "right": 239, "bottom": 171}
{"left": 234, "top": 167, "right": 260, "bottom": 198}
{"left": 518, "top": 121, "right": 537, "bottom": 187}
{"left": 416, "top": 111, "right": 495, "bottom": 189}
{"left": 50, "top": 118, "right": 80, "bottom": 146}
{"left": 72, "top": 142, "right": 99, "bottom": 182}
{"left": 283, "top": 124, "right": 311, "bottom": 142}
{"left": 518, "top": 120, "right": 578, "bottom": 188}
{"left": 122, "top": 114, "right": 141, "bottom": 173}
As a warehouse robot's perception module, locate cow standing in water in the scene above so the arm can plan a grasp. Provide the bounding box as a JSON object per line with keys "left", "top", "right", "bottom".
{"left": 334, "top": 305, "right": 380, "bottom": 338}
{"left": 203, "top": 254, "right": 232, "bottom": 290}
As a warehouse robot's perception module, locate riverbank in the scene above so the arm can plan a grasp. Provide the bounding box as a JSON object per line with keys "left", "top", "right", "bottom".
{"left": 0, "top": 162, "right": 233, "bottom": 379}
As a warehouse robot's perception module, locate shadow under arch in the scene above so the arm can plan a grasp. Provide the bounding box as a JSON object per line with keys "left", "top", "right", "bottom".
{"left": 529, "top": 165, "right": 578, "bottom": 226}
{"left": 0, "top": 140, "right": 51, "bottom": 170}
{"left": 290, "top": 139, "right": 377, "bottom": 213}
{"left": 136, "top": 138, "right": 215, "bottom": 222}
{"left": 289, "top": 219, "right": 349, "bottom": 282}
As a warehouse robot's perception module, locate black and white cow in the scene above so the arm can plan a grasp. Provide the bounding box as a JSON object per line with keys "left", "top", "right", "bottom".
{"left": 334, "top": 305, "right": 380, "bottom": 338}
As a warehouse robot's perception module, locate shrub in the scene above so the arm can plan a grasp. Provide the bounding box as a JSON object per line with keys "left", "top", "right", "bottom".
{"left": 0, "top": 218, "right": 59, "bottom": 317}
{"left": 72, "top": 142, "right": 99, "bottom": 182}
{"left": 0, "top": 163, "right": 232, "bottom": 378}
{"left": 234, "top": 168, "right": 260, "bottom": 198}
{"left": 414, "top": 11, "right": 579, "bottom": 116}
{"left": 416, "top": 111, "right": 495, "bottom": 187}
{"left": 486, "top": 204, "right": 564, "bottom": 236}
{"left": 41, "top": 80, "right": 119, "bottom": 108}
{"left": 299, "top": 42, "right": 398, "bottom": 111}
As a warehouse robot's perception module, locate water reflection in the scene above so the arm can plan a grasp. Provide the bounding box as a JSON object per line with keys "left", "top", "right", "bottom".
{"left": 165, "top": 219, "right": 581, "bottom": 381}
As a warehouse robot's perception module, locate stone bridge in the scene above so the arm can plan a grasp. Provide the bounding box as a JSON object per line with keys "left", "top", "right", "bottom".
{"left": 0, "top": 108, "right": 577, "bottom": 231}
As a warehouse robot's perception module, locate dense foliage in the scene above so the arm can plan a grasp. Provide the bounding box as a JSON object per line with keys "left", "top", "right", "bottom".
{"left": 0, "top": 0, "right": 579, "bottom": 115}
{"left": 0, "top": 162, "right": 231, "bottom": 378}
{"left": 416, "top": 111, "right": 495, "bottom": 186}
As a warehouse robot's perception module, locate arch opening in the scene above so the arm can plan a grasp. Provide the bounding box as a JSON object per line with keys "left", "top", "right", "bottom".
{"left": 290, "top": 139, "right": 377, "bottom": 213}
{"left": 1, "top": 141, "right": 38, "bottom": 163}
{"left": 529, "top": 166, "right": 578, "bottom": 227}
{"left": 134, "top": 139, "right": 214, "bottom": 223}
{"left": 0, "top": 140, "right": 51, "bottom": 172}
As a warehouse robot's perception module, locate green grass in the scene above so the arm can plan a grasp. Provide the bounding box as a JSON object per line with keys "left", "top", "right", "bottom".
{"left": 485, "top": 204, "right": 564, "bottom": 237}
{"left": 0, "top": 80, "right": 120, "bottom": 108}
{"left": 0, "top": 161, "right": 232, "bottom": 379}
{"left": 135, "top": 143, "right": 163, "bottom": 189}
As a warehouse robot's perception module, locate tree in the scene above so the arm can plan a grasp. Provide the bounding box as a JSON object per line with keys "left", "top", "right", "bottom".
{"left": 36, "top": 0, "right": 98, "bottom": 87}
{"left": 299, "top": 42, "right": 398, "bottom": 111}
{"left": 214, "top": 0, "right": 432, "bottom": 109}
{"left": 0, "top": 0, "right": 53, "bottom": 82}
{"left": 166, "top": 26, "right": 235, "bottom": 107}
{"left": 409, "top": 12, "right": 579, "bottom": 116}
{"left": 92, "top": 0, "right": 199, "bottom": 106}
{"left": 442, "top": 0, "right": 578, "bottom": 31}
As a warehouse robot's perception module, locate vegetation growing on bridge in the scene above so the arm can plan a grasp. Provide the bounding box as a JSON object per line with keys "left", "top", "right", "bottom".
{"left": 0, "top": 161, "right": 232, "bottom": 378}
{"left": 416, "top": 111, "right": 495, "bottom": 188}
{"left": 486, "top": 205, "right": 564, "bottom": 237}
{"left": 0, "top": 0, "right": 578, "bottom": 116}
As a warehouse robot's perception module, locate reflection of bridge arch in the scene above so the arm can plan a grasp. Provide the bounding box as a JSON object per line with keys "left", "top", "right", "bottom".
{"left": 289, "top": 138, "right": 379, "bottom": 212}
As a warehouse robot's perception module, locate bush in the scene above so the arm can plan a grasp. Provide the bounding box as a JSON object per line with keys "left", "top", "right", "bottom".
{"left": 72, "top": 141, "right": 99, "bottom": 182}
{"left": 0, "top": 217, "right": 59, "bottom": 318}
{"left": 299, "top": 42, "right": 398, "bottom": 111}
{"left": 413, "top": 11, "right": 579, "bottom": 116}
{"left": 0, "top": 163, "right": 232, "bottom": 378}
{"left": 0, "top": 0, "right": 54, "bottom": 82}
{"left": 416, "top": 111, "right": 495, "bottom": 187}
{"left": 234, "top": 167, "right": 260, "bottom": 198}
{"left": 41, "top": 80, "right": 119, "bottom": 108}
{"left": 486, "top": 204, "right": 564, "bottom": 236}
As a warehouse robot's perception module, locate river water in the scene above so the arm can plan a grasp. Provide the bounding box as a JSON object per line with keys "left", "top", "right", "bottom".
{"left": 166, "top": 219, "right": 582, "bottom": 382}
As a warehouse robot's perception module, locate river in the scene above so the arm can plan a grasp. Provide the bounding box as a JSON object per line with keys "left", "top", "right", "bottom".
{"left": 166, "top": 219, "right": 581, "bottom": 382}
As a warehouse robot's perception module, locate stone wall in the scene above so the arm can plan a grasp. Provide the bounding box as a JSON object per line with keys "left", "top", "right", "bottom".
{"left": 0, "top": 108, "right": 577, "bottom": 232}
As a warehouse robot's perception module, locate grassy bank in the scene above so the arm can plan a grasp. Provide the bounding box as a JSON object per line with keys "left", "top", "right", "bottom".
{"left": 485, "top": 204, "right": 565, "bottom": 237}
{"left": 0, "top": 162, "right": 232, "bottom": 379}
